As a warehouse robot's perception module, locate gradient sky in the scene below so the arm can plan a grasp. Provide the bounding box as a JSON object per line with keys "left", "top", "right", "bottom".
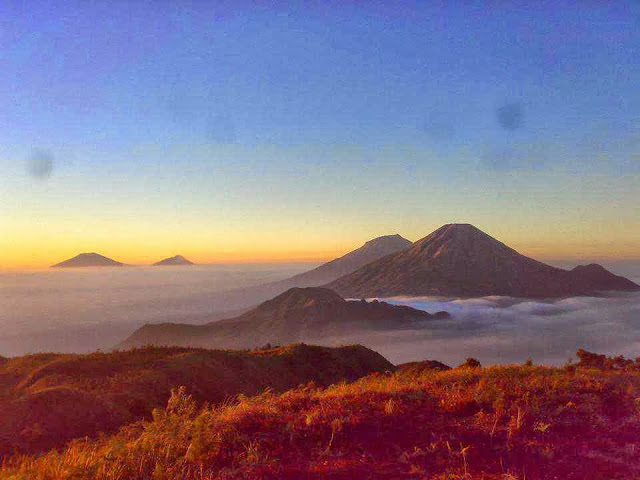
{"left": 1, "top": 1, "right": 639, "bottom": 268}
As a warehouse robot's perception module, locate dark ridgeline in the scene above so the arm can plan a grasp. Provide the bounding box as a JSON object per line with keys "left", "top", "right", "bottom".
{"left": 118, "top": 287, "right": 449, "bottom": 350}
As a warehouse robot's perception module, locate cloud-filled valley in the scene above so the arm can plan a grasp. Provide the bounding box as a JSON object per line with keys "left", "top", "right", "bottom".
{"left": 1, "top": 264, "right": 638, "bottom": 366}
{"left": 355, "top": 291, "right": 640, "bottom": 366}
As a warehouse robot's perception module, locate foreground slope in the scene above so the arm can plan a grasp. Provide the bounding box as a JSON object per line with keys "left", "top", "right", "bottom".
{"left": 50, "top": 252, "right": 124, "bottom": 268}
{"left": 0, "top": 344, "right": 391, "bottom": 456}
{"left": 6, "top": 352, "right": 640, "bottom": 479}
{"left": 327, "top": 223, "right": 640, "bottom": 298}
{"left": 118, "top": 287, "right": 449, "bottom": 350}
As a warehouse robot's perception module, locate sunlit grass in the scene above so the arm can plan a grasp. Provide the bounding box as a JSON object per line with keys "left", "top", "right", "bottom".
{"left": 3, "top": 352, "right": 640, "bottom": 479}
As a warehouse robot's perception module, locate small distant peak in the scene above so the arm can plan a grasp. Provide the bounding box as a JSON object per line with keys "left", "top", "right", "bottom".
{"left": 363, "top": 234, "right": 411, "bottom": 246}
{"left": 572, "top": 263, "right": 607, "bottom": 272}
{"left": 51, "top": 252, "right": 123, "bottom": 268}
{"left": 153, "top": 255, "right": 194, "bottom": 266}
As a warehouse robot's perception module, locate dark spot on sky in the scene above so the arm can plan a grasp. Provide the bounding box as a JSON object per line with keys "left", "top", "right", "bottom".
{"left": 27, "top": 151, "right": 54, "bottom": 179}
{"left": 496, "top": 103, "right": 524, "bottom": 131}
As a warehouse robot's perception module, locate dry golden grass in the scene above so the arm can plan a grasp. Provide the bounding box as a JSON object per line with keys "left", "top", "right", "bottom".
{"left": 3, "top": 354, "right": 640, "bottom": 479}
{"left": 0, "top": 344, "right": 391, "bottom": 457}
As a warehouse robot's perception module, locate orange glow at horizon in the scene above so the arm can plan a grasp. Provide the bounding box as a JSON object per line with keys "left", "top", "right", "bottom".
{"left": 2, "top": 230, "right": 639, "bottom": 271}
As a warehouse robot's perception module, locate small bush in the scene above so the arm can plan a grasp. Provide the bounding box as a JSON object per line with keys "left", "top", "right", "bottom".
{"left": 458, "top": 357, "right": 481, "bottom": 369}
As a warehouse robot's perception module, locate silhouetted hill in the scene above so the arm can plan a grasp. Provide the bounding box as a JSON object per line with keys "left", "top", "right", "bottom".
{"left": 326, "top": 224, "right": 640, "bottom": 298}
{"left": 0, "top": 344, "right": 391, "bottom": 456}
{"left": 567, "top": 263, "right": 639, "bottom": 291}
{"left": 153, "top": 255, "right": 194, "bottom": 266}
{"left": 51, "top": 252, "right": 124, "bottom": 268}
{"left": 118, "top": 287, "right": 449, "bottom": 350}
{"left": 186, "top": 234, "right": 413, "bottom": 312}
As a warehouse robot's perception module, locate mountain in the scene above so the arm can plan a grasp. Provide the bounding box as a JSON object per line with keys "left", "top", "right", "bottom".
{"left": 286, "top": 234, "right": 412, "bottom": 285}
{"left": 118, "top": 287, "right": 449, "bottom": 350}
{"left": 153, "top": 255, "right": 194, "bottom": 266}
{"left": 191, "top": 234, "right": 413, "bottom": 312}
{"left": 326, "top": 223, "right": 640, "bottom": 298}
{"left": 0, "top": 344, "right": 392, "bottom": 456}
{"left": 51, "top": 252, "right": 124, "bottom": 268}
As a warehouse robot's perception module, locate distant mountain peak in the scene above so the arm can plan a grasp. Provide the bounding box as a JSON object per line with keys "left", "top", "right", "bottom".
{"left": 363, "top": 234, "right": 412, "bottom": 247}
{"left": 364, "top": 234, "right": 409, "bottom": 245}
{"left": 51, "top": 252, "right": 124, "bottom": 268}
{"left": 326, "top": 224, "right": 640, "bottom": 298}
{"left": 153, "top": 255, "right": 194, "bottom": 266}
{"left": 283, "top": 234, "right": 412, "bottom": 287}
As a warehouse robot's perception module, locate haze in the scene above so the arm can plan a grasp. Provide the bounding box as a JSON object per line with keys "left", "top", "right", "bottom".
{"left": 0, "top": 263, "right": 313, "bottom": 356}
{"left": 2, "top": 260, "right": 638, "bottom": 365}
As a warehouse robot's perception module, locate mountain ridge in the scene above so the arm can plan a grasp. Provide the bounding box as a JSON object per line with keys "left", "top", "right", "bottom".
{"left": 184, "top": 234, "right": 414, "bottom": 312}
{"left": 326, "top": 223, "right": 640, "bottom": 298}
{"left": 118, "top": 287, "right": 449, "bottom": 350}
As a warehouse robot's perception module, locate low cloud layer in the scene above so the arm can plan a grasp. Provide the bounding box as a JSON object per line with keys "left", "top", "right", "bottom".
{"left": 0, "top": 264, "right": 313, "bottom": 357}
{"left": 1, "top": 267, "right": 638, "bottom": 366}
{"left": 348, "top": 292, "right": 640, "bottom": 366}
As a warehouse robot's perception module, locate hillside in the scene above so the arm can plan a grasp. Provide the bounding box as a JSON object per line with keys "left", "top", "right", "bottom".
{"left": 326, "top": 223, "right": 640, "bottom": 298}
{"left": 118, "top": 287, "right": 450, "bottom": 350}
{"left": 0, "top": 344, "right": 391, "bottom": 456}
{"left": 285, "top": 234, "right": 411, "bottom": 285}
{"left": 193, "top": 234, "right": 413, "bottom": 312}
{"left": 153, "top": 255, "right": 195, "bottom": 266}
{"left": 50, "top": 252, "right": 124, "bottom": 268}
{"left": 4, "top": 350, "right": 640, "bottom": 479}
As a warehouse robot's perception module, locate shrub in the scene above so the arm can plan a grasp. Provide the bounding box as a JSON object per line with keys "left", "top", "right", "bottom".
{"left": 458, "top": 357, "right": 482, "bottom": 369}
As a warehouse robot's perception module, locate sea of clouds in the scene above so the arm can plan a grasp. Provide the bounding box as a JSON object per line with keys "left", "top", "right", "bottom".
{"left": 0, "top": 264, "right": 313, "bottom": 356}
{"left": 347, "top": 291, "right": 640, "bottom": 366}
{"left": 1, "top": 264, "right": 638, "bottom": 366}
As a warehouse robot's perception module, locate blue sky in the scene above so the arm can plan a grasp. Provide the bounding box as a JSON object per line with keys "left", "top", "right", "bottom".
{"left": 1, "top": 1, "right": 639, "bottom": 267}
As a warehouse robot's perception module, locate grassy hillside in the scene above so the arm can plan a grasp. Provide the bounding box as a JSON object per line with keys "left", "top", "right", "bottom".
{"left": 3, "top": 351, "right": 639, "bottom": 479}
{"left": 0, "top": 344, "right": 391, "bottom": 457}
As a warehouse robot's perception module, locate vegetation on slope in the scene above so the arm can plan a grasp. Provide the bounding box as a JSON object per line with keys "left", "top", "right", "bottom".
{"left": 3, "top": 350, "right": 640, "bottom": 479}
{"left": 0, "top": 344, "right": 391, "bottom": 457}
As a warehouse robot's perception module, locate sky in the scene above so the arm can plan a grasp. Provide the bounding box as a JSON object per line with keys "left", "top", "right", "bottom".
{"left": 1, "top": 1, "right": 639, "bottom": 268}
